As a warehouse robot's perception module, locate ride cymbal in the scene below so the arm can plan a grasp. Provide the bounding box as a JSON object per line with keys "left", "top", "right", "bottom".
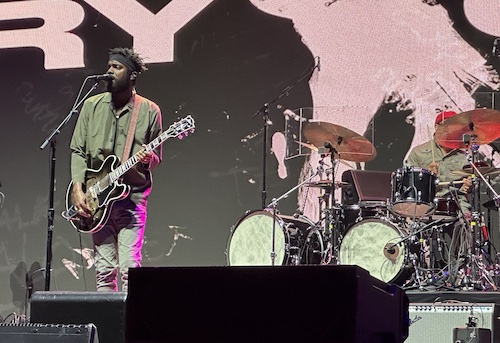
{"left": 435, "top": 108, "right": 500, "bottom": 149}
{"left": 302, "top": 121, "right": 377, "bottom": 162}
{"left": 451, "top": 162, "right": 499, "bottom": 177}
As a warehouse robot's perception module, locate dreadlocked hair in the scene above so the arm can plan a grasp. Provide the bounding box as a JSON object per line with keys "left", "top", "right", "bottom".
{"left": 108, "top": 47, "right": 148, "bottom": 73}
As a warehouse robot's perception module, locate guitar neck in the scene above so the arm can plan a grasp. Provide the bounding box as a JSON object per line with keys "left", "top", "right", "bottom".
{"left": 108, "top": 129, "right": 173, "bottom": 183}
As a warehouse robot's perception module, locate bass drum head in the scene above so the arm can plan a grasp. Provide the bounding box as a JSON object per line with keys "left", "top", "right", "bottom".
{"left": 339, "top": 218, "right": 407, "bottom": 284}
{"left": 227, "top": 211, "right": 286, "bottom": 266}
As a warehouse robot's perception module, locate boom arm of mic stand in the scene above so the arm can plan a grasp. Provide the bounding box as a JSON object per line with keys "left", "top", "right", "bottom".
{"left": 386, "top": 219, "right": 445, "bottom": 251}
{"left": 40, "top": 82, "right": 100, "bottom": 150}
{"left": 266, "top": 170, "right": 320, "bottom": 208}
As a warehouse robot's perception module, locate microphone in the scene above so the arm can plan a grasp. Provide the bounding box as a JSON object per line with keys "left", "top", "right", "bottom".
{"left": 493, "top": 38, "right": 499, "bottom": 56}
{"left": 385, "top": 245, "right": 396, "bottom": 255}
{"left": 317, "top": 56, "right": 321, "bottom": 71}
{"left": 88, "top": 74, "right": 112, "bottom": 81}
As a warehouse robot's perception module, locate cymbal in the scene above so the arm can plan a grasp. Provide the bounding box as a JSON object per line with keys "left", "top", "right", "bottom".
{"left": 483, "top": 199, "right": 500, "bottom": 211}
{"left": 451, "top": 162, "right": 500, "bottom": 177}
{"left": 435, "top": 108, "right": 500, "bottom": 149}
{"left": 302, "top": 121, "right": 377, "bottom": 162}
{"left": 295, "top": 140, "right": 320, "bottom": 152}
{"left": 306, "top": 180, "right": 350, "bottom": 189}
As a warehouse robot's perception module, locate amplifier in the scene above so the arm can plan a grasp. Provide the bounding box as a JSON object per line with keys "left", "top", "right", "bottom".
{"left": 406, "top": 303, "right": 499, "bottom": 343}
{"left": 0, "top": 323, "right": 98, "bottom": 343}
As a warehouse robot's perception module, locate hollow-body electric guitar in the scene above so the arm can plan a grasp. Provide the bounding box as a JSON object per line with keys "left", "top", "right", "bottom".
{"left": 62, "top": 115, "right": 195, "bottom": 233}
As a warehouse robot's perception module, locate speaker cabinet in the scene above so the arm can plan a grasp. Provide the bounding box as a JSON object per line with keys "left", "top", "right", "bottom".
{"left": 30, "top": 291, "right": 126, "bottom": 343}
{"left": 407, "top": 303, "right": 499, "bottom": 343}
{"left": 126, "top": 265, "right": 409, "bottom": 343}
{"left": 0, "top": 323, "right": 97, "bottom": 343}
{"left": 341, "top": 169, "right": 392, "bottom": 206}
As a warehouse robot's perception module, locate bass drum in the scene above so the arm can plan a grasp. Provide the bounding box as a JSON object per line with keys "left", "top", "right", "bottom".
{"left": 339, "top": 218, "right": 409, "bottom": 284}
{"left": 226, "top": 210, "right": 318, "bottom": 266}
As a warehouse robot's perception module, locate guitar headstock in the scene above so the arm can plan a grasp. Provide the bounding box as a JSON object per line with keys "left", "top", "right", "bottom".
{"left": 167, "top": 115, "right": 196, "bottom": 139}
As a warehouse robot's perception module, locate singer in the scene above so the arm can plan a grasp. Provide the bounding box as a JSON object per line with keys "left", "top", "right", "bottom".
{"left": 69, "top": 47, "right": 163, "bottom": 292}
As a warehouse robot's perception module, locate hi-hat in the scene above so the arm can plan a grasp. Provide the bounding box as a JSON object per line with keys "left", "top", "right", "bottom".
{"left": 302, "top": 121, "right": 377, "bottom": 162}
{"left": 435, "top": 108, "right": 500, "bottom": 149}
{"left": 295, "top": 140, "right": 356, "bottom": 168}
{"left": 306, "top": 180, "right": 350, "bottom": 189}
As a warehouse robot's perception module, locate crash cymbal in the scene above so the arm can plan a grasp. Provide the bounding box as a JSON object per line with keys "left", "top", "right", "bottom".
{"left": 435, "top": 108, "right": 500, "bottom": 149}
{"left": 306, "top": 180, "right": 350, "bottom": 189}
{"left": 302, "top": 121, "right": 377, "bottom": 162}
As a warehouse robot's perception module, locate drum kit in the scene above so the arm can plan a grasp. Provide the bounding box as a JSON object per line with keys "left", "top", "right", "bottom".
{"left": 226, "top": 108, "right": 500, "bottom": 291}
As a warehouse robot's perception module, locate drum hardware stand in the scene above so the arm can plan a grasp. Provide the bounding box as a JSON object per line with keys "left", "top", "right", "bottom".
{"left": 460, "top": 134, "right": 500, "bottom": 289}
{"left": 318, "top": 146, "right": 342, "bottom": 265}
{"left": 266, "top": 167, "right": 322, "bottom": 265}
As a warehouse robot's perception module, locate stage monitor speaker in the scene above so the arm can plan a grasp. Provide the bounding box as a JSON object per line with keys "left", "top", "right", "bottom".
{"left": 406, "top": 303, "right": 500, "bottom": 343}
{"left": 126, "top": 265, "right": 409, "bottom": 343}
{"left": 0, "top": 323, "right": 98, "bottom": 343}
{"left": 341, "top": 169, "right": 392, "bottom": 206}
{"left": 30, "top": 291, "right": 126, "bottom": 343}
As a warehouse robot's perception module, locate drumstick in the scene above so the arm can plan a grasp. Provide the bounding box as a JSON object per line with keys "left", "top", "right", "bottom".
{"left": 438, "top": 180, "right": 464, "bottom": 186}
{"left": 427, "top": 124, "right": 436, "bottom": 163}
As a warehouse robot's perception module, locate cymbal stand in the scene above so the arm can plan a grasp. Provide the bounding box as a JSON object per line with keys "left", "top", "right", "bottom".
{"left": 463, "top": 143, "right": 500, "bottom": 289}
{"left": 266, "top": 166, "right": 321, "bottom": 265}
{"left": 317, "top": 150, "right": 341, "bottom": 265}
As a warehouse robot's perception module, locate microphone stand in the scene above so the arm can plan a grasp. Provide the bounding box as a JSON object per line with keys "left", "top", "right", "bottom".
{"left": 39, "top": 80, "right": 101, "bottom": 291}
{"left": 252, "top": 57, "right": 320, "bottom": 209}
{"left": 266, "top": 167, "right": 321, "bottom": 265}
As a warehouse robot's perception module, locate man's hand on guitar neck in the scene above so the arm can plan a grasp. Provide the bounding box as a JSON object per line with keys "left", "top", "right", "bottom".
{"left": 72, "top": 182, "right": 91, "bottom": 218}
{"left": 137, "top": 144, "right": 152, "bottom": 165}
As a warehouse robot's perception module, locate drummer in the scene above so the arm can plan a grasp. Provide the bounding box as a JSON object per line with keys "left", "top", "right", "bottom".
{"left": 406, "top": 110, "right": 473, "bottom": 215}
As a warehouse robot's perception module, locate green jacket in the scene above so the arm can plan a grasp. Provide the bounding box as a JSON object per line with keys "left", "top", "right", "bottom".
{"left": 406, "top": 139, "right": 470, "bottom": 211}
{"left": 70, "top": 92, "right": 162, "bottom": 204}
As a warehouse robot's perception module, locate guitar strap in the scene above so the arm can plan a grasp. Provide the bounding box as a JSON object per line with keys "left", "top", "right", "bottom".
{"left": 121, "top": 93, "right": 143, "bottom": 164}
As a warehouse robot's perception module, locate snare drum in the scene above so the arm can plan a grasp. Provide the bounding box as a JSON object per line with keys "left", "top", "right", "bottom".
{"left": 339, "top": 218, "right": 410, "bottom": 284}
{"left": 391, "top": 167, "right": 438, "bottom": 217}
{"left": 226, "top": 210, "right": 317, "bottom": 266}
{"left": 429, "top": 197, "right": 459, "bottom": 222}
